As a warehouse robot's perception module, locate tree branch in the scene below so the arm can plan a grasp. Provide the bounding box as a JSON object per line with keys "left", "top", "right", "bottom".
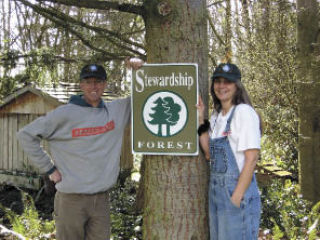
{"left": 0, "top": 224, "right": 26, "bottom": 240}
{"left": 42, "top": 5, "right": 145, "bottom": 50}
{"left": 207, "top": 0, "right": 226, "bottom": 8}
{"left": 36, "top": 0, "right": 145, "bottom": 16}
{"left": 16, "top": 0, "right": 146, "bottom": 60}
{"left": 207, "top": 12, "right": 225, "bottom": 46}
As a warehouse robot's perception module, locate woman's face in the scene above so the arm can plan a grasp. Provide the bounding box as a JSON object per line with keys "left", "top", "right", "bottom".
{"left": 213, "top": 77, "right": 237, "bottom": 104}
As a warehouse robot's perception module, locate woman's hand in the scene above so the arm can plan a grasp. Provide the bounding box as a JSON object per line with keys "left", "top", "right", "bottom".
{"left": 231, "top": 193, "right": 242, "bottom": 208}
{"left": 196, "top": 95, "right": 206, "bottom": 124}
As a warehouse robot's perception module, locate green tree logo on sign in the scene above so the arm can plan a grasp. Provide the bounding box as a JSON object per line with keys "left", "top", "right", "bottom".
{"left": 148, "top": 97, "right": 170, "bottom": 136}
{"left": 143, "top": 91, "right": 187, "bottom": 137}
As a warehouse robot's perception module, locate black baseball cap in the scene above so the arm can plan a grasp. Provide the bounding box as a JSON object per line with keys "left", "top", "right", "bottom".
{"left": 211, "top": 63, "right": 241, "bottom": 82}
{"left": 80, "top": 64, "right": 107, "bottom": 81}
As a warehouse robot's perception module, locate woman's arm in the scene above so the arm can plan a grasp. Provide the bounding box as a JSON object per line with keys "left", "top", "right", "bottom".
{"left": 197, "top": 96, "right": 210, "bottom": 160}
{"left": 199, "top": 132, "right": 210, "bottom": 160}
{"left": 231, "top": 149, "right": 259, "bottom": 207}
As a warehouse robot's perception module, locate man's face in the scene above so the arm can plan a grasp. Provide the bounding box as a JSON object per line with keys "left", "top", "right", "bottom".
{"left": 80, "top": 77, "right": 107, "bottom": 107}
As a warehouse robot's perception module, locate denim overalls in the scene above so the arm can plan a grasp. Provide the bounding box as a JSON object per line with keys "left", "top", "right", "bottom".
{"left": 209, "top": 106, "right": 261, "bottom": 240}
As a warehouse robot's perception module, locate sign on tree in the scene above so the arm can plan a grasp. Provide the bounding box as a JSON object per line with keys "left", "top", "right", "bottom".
{"left": 132, "top": 64, "right": 198, "bottom": 155}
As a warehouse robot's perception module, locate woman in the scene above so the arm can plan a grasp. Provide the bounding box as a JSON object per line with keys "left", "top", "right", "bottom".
{"left": 197, "top": 63, "right": 261, "bottom": 240}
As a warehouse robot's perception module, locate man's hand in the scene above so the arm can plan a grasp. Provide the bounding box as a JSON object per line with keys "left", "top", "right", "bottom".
{"left": 49, "top": 169, "right": 62, "bottom": 183}
{"left": 125, "top": 57, "right": 144, "bottom": 70}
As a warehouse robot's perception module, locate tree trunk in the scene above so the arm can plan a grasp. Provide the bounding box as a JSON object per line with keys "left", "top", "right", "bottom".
{"left": 141, "top": 0, "right": 209, "bottom": 239}
{"left": 297, "top": 0, "right": 320, "bottom": 203}
{"left": 225, "top": 0, "right": 232, "bottom": 61}
{"left": 241, "top": 0, "right": 252, "bottom": 46}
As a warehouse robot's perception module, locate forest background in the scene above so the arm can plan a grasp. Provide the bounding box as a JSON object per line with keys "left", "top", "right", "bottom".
{"left": 0, "top": 0, "right": 319, "bottom": 239}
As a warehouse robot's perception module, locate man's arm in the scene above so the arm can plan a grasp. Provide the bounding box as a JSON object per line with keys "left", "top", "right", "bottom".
{"left": 16, "top": 116, "right": 55, "bottom": 174}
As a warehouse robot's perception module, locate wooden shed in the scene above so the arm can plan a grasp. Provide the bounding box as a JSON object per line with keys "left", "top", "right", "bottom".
{"left": 0, "top": 82, "right": 132, "bottom": 190}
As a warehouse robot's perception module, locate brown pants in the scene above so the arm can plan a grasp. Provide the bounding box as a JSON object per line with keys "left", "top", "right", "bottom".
{"left": 54, "top": 191, "right": 110, "bottom": 240}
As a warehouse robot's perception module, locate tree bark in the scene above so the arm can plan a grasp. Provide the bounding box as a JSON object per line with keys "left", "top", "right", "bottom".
{"left": 142, "top": 1, "right": 209, "bottom": 239}
{"left": 297, "top": 0, "right": 320, "bottom": 203}
{"left": 225, "top": 0, "right": 232, "bottom": 62}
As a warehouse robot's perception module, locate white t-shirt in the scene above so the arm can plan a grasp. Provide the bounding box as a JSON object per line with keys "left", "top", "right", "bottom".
{"left": 209, "top": 104, "right": 261, "bottom": 172}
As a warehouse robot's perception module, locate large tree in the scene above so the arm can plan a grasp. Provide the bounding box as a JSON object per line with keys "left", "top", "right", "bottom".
{"left": 297, "top": 0, "right": 320, "bottom": 203}
{"left": 142, "top": 1, "right": 209, "bottom": 238}
{"left": 14, "top": 0, "right": 210, "bottom": 238}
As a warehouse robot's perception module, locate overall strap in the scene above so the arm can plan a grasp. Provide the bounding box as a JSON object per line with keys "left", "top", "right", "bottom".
{"left": 224, "top": 105, "right": 237, "bottom": 133}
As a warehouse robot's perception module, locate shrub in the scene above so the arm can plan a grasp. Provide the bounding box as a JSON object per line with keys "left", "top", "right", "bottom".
{"left": 0, "top": 190, "right": 55, "bottom": 239}
{"left": 110, "top": 172, "right": 142, "bottom": 240}
{"left": 260, "top": 179, "right": 320, "bottom": 239}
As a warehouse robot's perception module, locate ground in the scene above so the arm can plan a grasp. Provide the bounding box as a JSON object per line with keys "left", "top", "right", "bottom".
{"left": 0, "top": 183, "right": 55, "bottom": 223}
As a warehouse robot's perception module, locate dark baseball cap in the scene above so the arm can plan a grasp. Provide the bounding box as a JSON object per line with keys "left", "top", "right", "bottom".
{"left": 80, "top": 64, "right": 107, "bottom": 81}
{"left": 211, "top": 63, "right": 241, "bottom": 82}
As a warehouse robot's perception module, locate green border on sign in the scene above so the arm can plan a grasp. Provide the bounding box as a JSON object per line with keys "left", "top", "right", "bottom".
{"left": 131, "top": 63, "right": 198, "bottom": 155}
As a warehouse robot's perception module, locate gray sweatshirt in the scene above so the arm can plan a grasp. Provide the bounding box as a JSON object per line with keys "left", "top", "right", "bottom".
{"left": 17, "top": 95, "right": 131, "bottom": 194}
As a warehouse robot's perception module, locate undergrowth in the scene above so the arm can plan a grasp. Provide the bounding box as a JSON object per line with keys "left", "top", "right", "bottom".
{"left": 0, "top": 179, "right": 319, "bottom": 239}
{"left": 260, "top": 179, "right": 320, "bottom": 239}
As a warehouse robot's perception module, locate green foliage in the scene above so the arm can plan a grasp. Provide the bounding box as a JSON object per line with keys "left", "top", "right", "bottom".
{"left": 24, "top": 48, "right": 59, "bottom": 86}
{"left": 0, "top": 50, "right": 20, "bottom": 69}
{"left": 239, "top": 1, "right": 299, "bottom": 177}
{"left": 0, "top": 190, "right": 55, "bottom": 240}
{"left": 260, "top": 179, "right": 320, "bottom": 239}
{"left": 208, "top": 0, "right": 299, "bottom": 178}
{"left": 0, "top": 0, "right": 145, "bottom": 106}
{"left": 0, "top": 75, "right": 19, "bottom": 102}
{"left": 0, "top": 175, "right": 142, "bottom": 239}
{"left": 260, "top": 131, "right": 298, "bottom": 179}
{"left": 258, "top": 95, "right": 298, "bottom": 177}
{"left": 110, "top": 173, "right": 142, "bottom": 240}
{"left": 308, "top": 202, "right": 320, "bottom": 240}
{"left": 0, "top": 47, "right": 61, "bottom": 101}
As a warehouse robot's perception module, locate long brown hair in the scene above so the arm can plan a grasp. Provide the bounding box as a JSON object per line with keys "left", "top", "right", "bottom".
{"left": 211, "top": 80, "right": 252, "bottom": 111}
{"left": 210, "top": 80, "right": 263, "bottom": 133}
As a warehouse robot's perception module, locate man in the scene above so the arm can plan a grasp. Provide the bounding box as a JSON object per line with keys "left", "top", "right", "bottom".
{"left": 17, "top": 63, "right": 132, "bottom": 240}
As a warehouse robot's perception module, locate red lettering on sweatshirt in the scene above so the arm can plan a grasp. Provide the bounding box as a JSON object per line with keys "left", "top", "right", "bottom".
{"left": 72, "top": 120, "right": 115, "bottom": 138}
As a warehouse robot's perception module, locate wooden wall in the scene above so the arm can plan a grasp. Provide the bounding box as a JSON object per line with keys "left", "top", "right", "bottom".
{"left": 0, "top": 113, "right": 44, "bottom": 174}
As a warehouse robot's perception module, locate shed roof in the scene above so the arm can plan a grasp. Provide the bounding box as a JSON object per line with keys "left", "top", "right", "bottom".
{"left": 0, "top": 82, "right": 118, "bottom": 111}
